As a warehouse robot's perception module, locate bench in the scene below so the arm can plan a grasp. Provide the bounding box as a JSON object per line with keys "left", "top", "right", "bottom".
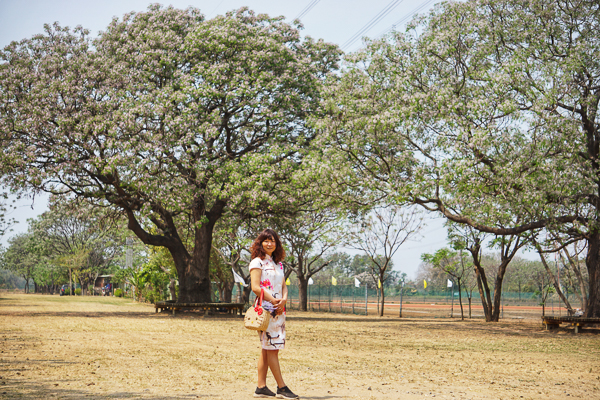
{"left": 542, "top": 316, "right": 600, "bottom": 334}
{"left": 155, "top": 301, "right": 245, "bottom": 316}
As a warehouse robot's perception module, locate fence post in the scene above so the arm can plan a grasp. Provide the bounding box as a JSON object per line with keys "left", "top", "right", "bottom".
{"left": 365, "top": 285, "right": 368, "bottom": 316}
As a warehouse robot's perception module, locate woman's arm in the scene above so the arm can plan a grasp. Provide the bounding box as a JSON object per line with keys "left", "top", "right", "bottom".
{"left": 250, "top": 268, "right": 277, "bottom": 303}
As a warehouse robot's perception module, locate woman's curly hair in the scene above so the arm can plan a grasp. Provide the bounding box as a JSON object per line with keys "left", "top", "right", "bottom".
{"left": 250, "top": 228, "right": 285, "bottom": 263}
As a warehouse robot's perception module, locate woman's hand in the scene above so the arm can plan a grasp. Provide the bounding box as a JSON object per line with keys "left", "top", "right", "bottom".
{"left": 273, "top": 298, "right": 287, "bottom": 315}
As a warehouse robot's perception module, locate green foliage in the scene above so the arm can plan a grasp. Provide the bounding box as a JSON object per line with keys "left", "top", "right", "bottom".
{"left": 0, "top": 233, "right": 41, "bottom": 293}
{"left": 113, "top": 245, "right": 176, "bottom": 303}
{"left": 316, "top": 0, "right": 600, "bottom": 316}
{"left": 74, "top": 288, "right": 82, "bottom": 295}
{"left": 114, "top": 288, "right": 123, "bottom": 297}
{"left": 0, "top": 5, "right": 341, "bottom": 303}
{"left": 0, "top": 268, "right": 26, "bottom": 289}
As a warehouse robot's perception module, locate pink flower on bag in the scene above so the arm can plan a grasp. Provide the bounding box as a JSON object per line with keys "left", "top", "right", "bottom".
{"left": 279, "top": 262, "right": 284, "bottom": 270}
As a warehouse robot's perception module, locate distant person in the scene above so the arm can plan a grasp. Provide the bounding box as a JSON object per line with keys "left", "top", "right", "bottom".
{"left": 249, "top": 229, "right": 298, "bottom": 399}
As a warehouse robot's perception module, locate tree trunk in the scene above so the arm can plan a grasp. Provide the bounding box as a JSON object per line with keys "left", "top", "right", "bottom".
{"left": 468, "top": 296, "right": 472, "bottom": 319}
{"left": 219, "top": 281, "right": 233, "bottom": 302}
{"left": 585, "top": 233, "right": 600, "bottom": 318}
{"left": 123, "top": 196, "right": 225, "bottom": 304}
{"left": 537, "top": 250, "right": 574, "bottom": 315}
{"left": 380, "top": 287, "right": 385, "bottom": 317}
{"left": 473, "top": 263, "right": 493, "bottom": 322}
{"left": 563, "top": 246, "right": 588, "bottom": 312}
{"left": 457, "top": 279, "right": 464, "bottom": 320}
{"left": 168, "top": 279, "right": 176, "bottom": 301}
{"left": 468, "top": 243, "right": 493, "bottom": 321}
{"left": 379, "top": 272, "right": 386, "bottom": 317}
{"left": 491, "top": 262, "right": 509, "bottom": 322}
{"left": 298, "top": 277, "right": 308, "bottom": 311}
{"left": 168, "top": 219, "right": 215, "bottom": 303}
{"left": 242, "top": 284, "right": 253, "bottom": 304}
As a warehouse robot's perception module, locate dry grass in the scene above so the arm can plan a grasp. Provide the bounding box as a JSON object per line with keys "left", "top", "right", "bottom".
{"left": 1, "top": 294, "right": 599, "bottom": 399}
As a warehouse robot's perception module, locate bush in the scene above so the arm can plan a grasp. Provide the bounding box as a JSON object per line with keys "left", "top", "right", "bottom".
{"left": 74, "top": 288, "right": 82, "bottom": 295}
{"left": 114, "top": 288, "right": 123, "bottom": 297}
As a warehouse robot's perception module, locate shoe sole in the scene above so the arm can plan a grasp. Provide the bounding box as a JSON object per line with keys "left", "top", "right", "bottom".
{"left": 276, "top": 395, "right": 299, "bottom": 399}
{"left": 254, "top": 394, "right": 275, "bottom": 398}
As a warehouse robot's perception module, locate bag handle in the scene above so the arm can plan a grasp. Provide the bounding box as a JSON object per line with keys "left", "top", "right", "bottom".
{"left": 254, "top": 287, "right": 264, "bottom": 308}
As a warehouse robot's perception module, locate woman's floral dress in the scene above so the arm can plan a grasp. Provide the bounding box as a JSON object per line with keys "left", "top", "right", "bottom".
{"left": 249, "top": 255, "right": 286, "bottom": 350}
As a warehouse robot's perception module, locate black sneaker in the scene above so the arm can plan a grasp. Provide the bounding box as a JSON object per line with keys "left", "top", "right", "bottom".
{"left": 254, "top": 386, "right": 276, "bottom": 398}
{"left": 276, "top": 386, "right": 299, "bottom": 399}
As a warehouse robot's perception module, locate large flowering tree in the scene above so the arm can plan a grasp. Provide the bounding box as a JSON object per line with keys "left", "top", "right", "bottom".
{"left": 318, "top": 0, "right": 600, "bottom": 317}
{"left": 0, "top": 5, "right": 340, "bottom": 302}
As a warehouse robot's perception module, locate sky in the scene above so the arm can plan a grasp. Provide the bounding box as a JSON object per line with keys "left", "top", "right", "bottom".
{"left": 0, "top": 0, "right": 451, "bottom": 279}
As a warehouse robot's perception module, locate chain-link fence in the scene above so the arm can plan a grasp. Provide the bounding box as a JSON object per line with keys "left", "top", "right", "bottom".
{"left": 276, "top": 284, "right": 582, "bottom": 319}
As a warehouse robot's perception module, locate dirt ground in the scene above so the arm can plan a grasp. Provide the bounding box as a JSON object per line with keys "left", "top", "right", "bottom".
{"left": 1, "top": 294, "right": 599, "bottom": 399}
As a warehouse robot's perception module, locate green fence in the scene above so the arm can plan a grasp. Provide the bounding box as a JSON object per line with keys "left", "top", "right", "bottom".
{"left": 231, "top": 283, "right": 583, "bottom": 317}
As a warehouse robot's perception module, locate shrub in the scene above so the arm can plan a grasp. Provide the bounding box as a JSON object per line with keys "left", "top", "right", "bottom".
{"left": 145, "top": 290, "right": 155, "bottom": 304}
{"left": 74, "top": 288, "right": 82, "bottom": 295}
{"left": 114, "top": 288, "right": 123, "bottom": 297}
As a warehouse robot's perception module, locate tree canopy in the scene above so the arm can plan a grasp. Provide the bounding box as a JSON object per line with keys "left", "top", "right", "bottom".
{"left": 0, "top": 5, "right": 341, "bottom": 302}
{"left": 317, "top": 0, "right": 600, "bottom": 317}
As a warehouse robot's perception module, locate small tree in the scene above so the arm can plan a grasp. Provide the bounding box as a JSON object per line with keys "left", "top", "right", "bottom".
{"left": 276, "top": 207, "right": 346, "bottom": 311}
{"left": 559, "top": 243, "right": 588, "bottom": 311}
{"left": 532, "top": 236, "right": 575, "bottom": 315}
{"left": 1, "top": 233, "right": 39, "bottom": 293}
{"left": 421, "top": 247, "right": 469, "bottom": 320}
{"left": 348, "top": 205, "right": 422, "bottom": 316}
{"left": 448, "top": 223, "right": 529, "bottom": 322}
{"left": 533, "top": 267, "right": 555, "bottom": 317}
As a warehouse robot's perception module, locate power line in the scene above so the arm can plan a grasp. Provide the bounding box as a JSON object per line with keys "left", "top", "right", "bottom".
{"left": 294, "top": 0, "right": 321, "bottom": 21}
{"left": 341, "top": 0, "right": 405, "bottom": 50}
{"left": 207, "top": 0, "right": 226, "bottom": 18}
{"left": 375, "top": 0, "right": 438, "bottom": 39}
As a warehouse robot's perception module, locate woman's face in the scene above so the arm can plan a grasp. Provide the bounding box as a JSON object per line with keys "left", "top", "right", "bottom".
{"left": 262, "top": 237, "right": 276, "bottom": 256}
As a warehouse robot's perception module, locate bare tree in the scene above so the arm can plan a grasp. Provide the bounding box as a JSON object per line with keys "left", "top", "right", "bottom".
{"left": 348, "top": 205, "right": 423, "bottom": 317}
{"left": 277, "top": 208, "right": 346, "bottom": 311}
{"left": 559, "top": 243, "right": 588, "bottom": 312}
{"left": 212, "top": 220, "right": 253, "bottom": 304}
{"left": 532, "top": 235, "right": 575, "bottom": 316}
{"left": 448, "top": 223, "right": 529, "bottom": 322}
{"left": 422, "top": 248, "right": 470, "bottom": 320}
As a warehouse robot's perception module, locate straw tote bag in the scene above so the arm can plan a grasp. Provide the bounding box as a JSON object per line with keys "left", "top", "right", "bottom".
{"left": 244, "top": 288, "right": 271, "bottom": 331}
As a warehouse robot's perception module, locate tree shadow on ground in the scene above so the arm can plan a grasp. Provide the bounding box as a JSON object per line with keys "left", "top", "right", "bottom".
{"left": 0, "top": 379, "right": 217, "bottom": 399}
{"left": 0, "top": 377, "right": 345, "bottom": 400}
{"left": 0, "top": 310, "right": 246, "bottom": 320}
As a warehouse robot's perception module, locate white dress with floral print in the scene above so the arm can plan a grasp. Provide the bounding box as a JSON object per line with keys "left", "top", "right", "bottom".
{"left": 249, "top": 255, "right": 286, "bottom": 350}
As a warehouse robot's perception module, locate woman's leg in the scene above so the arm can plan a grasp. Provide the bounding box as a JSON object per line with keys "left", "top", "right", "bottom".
{"left": 266, "top": 350, "right": 286, "bottom": 389}
{"left": 257, "top": 349, "right": 269, "bottom": 387}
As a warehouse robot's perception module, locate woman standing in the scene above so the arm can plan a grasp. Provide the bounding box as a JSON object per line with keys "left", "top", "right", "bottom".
{"left": 249, "top": 229, "right": 299, "bottom": 399}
